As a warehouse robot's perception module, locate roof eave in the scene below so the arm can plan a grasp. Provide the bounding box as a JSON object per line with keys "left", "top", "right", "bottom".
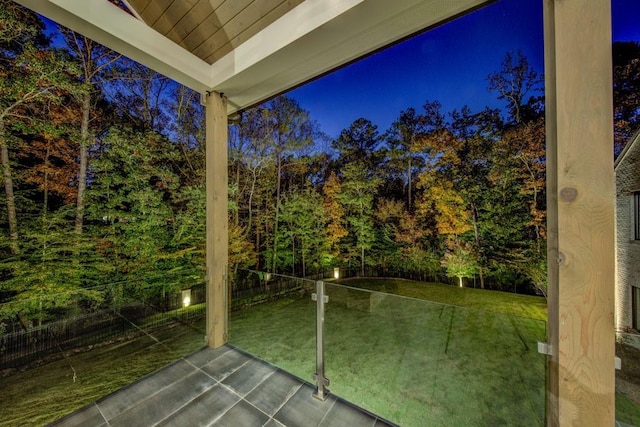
{"left": 14, "top": 0, "right": 493, "bottom": 114}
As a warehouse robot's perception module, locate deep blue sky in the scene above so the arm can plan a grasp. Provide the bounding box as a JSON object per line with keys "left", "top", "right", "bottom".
{"left": 289, "top": 0, "right": 640, "bottom": 140}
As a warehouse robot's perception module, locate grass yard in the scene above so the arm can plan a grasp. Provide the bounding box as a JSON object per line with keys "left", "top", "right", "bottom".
{"left": 229, "top": 281, "right": 548, "bottom": 426}
{"left": 1, "top": 278, "right": 638, "bottom": 426}
{"left": 230, "top": 278, "right": 640, "bottom": 426}
{"left": 0, "top": 321, "right": 205, "bottom": 427}
{"left": 332, "top": 277, "right": 548, "bottom": 320}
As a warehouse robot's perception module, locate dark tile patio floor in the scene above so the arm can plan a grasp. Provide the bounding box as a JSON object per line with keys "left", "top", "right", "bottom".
{"left": 51, "top": 345, "right": 396, "bottom": 427}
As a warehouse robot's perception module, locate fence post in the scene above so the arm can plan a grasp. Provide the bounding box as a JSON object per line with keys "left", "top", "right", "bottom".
{"left": 312, "top": 280, "right": 330, "bottom": 400}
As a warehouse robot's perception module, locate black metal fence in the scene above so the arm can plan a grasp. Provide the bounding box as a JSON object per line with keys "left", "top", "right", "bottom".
{"left": 230, "top": 269, "right": 316, "bottom": 309}
{"left": 0, "top": 285, "right": 206, "bottom": 371}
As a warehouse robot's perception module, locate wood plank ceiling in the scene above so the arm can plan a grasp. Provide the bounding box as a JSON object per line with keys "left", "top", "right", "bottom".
{"left": 126, "top": 0, "right": 305, "bottom": 65}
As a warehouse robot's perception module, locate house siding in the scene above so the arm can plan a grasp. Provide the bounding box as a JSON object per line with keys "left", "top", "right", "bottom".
{"left": 615, "top": 134, "right": 640, "bottom": 331}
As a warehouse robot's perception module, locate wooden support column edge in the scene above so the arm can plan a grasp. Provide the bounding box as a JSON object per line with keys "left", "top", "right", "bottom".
{"left": 543, "top": 0, "right": 615, "bottom": 425}
{"left": 205, "top": 91, "right": 228, "bottom": 349}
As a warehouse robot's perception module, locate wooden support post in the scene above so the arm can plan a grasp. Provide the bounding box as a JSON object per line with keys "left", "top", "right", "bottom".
{"left": 544, "top": 0, "right": 615, "bottom": 425}
{"left": 205, "top": 91, "right": 228, "bottom": 349}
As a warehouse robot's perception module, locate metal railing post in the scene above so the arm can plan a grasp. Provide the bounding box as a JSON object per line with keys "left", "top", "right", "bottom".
{"left": 312, "top": 280, "right": 330, "bottom": 400}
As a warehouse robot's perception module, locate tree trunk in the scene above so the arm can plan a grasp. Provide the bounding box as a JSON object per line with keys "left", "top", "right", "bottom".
{"left": 234, "top": 160, "right": 240, "bottom": 226}
{"left": 272, "top": 151, "right": 282, "bottom": 273}
{"left": 43, "top": 138, "right": 50, "bottom": 213}
{"left": 75, "top": 91, "right": 91, "bottom": 234}
{"left": 291, "top": 235, "right": 295, "bottom": 276}
{"left": 301, "top": 240, "right": 306, "bottom": 277}
{"left": 0, "top": 119, "right": 19, "bottom": 254}
{"left": 255, "top": 218, "right": 261, "bottom": 270}
{"left": 245, "top": 166, "right": 258, "bottom": 237}
{"left": 470, "top": 200, "right": 485, "bottom": 289}
{"left": 361, "top": 246, "right": 365, "bottom": 276}
{"left": 407, "top": 157, "right": 412, "bottom": 210}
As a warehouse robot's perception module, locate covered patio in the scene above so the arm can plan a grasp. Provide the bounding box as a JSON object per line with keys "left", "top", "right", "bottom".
{"left": 53, "top": 345, "right": 394, "bottom": 426}
{"left": 13, "top": 0, "right": 616, "bottom": 425}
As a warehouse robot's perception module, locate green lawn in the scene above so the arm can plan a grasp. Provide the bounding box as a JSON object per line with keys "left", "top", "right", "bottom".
{"left": 229, "top": 281, "right": 548, "bottom": 426}
{"left": 0, "top": 321, "right": 205, "bottom": 427}
{"left": 332, "top": 277, "right": 548, "bottom": 320}
{"left": 1, "top": 278, "right": 638, "bottom": 426}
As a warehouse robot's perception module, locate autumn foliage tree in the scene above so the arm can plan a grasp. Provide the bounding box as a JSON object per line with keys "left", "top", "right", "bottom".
{"left": 0, "top": 2, "right": 83, "bottom": 254}
{"left": 12, "top": 3, "right": 631, "bottom": 333}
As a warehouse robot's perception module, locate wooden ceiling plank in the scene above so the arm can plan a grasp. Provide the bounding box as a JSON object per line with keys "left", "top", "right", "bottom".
{"left": 127, "top": 0, "right": 151, "bottom": 14}
{"left": 165, "top": 0, "right": 217, "bottom": 44}
{"left": 211, "top": 0, "right": 254, "bottom": 26}
{"left": 140, "top": 0, "right": 173, "bottom": 27}
{"left": 180, "top": 3, "right": 230, "bottom": 51}
{"left": 153, "top": 0, "right": 199, "bottom": 36}
{"left": 206, "top": 0, "right": 304, "bottom": 63}
{"left": 193, "top": 0, "right": 286, "bottom": 63}
{"left": 182, "top": 0, "right": 253, "bottom": 55}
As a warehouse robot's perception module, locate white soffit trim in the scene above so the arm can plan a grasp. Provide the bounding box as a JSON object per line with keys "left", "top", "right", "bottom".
{"left": 14, "top": 0, "right": 212, "bottom": 93}
{"left": 209, "top": 0, "right": 366, "bottom": 87}
{"left": 119, "top": 0, "right": 143, "bottom": 22}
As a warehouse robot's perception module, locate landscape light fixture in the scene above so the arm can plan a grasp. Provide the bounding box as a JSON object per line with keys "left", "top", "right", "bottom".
{"left": 182, "top": 289, "right": 192, "bottom": 308}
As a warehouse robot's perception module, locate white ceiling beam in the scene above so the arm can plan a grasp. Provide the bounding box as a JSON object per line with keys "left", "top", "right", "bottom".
{"left": 216, "top": 0, "right": 492, "bottom": 112}
{"left": 208, "top": 0, "right": 366, "bottom": 89}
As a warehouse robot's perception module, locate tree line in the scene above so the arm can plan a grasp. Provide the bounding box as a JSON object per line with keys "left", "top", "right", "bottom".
{"left": 1, "top": 1, "right": 639, "bottom": 329}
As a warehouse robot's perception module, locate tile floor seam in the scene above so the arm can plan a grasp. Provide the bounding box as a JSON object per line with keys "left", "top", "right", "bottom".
{"left": 101, "top": 366, "right": 203, "bottom": 422}
{"left": 232, "top": 365, "right": 277, "bottom": 398}
{"left": 269, "top": 382, "right": 305, "bottom": 418}
{"left": 316, "top": 397, "right": 338, "bottom": 427}
{"left": 205, "top": 398, "right": 243, "bottom": 427}
{"left": 263, "top": 417, "right": 284, "bottom": 427}
{"left": 148, "top": 381, "right": 217, "bottom": 427}
{"left": 191, "top": 348, "right": 239, "bottom": 383}
{"left": 241, "top": 393, "right": 276, "bottom": 419}
{"left": 93, "top": 401, "right": 109, "bottom": 425}
{"left": 216, "top": 358, "right": 253, "bottom": 382}
{"left": 196, "top": 363, "right": 223, "bottom": 383}
{"left": 218, "top": 380, "right": 248, "bottom": 400}
{"left": 182, "top": 355, "right": 203, "bottom": 370}
{"left": 183, "top": 347, "right": 232, "bottom": 371}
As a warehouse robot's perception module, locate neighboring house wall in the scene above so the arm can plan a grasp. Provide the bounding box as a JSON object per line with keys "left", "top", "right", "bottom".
{"left": 615, "top": 131, "right": 640, "bottom": 331}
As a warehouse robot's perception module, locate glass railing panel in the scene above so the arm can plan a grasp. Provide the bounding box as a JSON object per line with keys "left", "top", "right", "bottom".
{"left": 324, "top": 282, "right": 547, "bottom": 427}
{"left": 0, "top": 273, "right": 206, "bottom": 425}
{"left": 228, "top": 270, "right": 316, "bottom": 381}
